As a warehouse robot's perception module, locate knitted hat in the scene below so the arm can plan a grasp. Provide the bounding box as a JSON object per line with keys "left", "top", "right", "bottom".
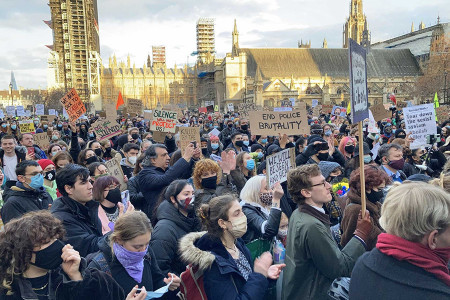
{"left": 354, "top": 142, "right": 372, "bottom": 157}
{"left": 251, "top": 144, "right": 264, "bottom": 153}
{"left": 36, "top": 128, "right": 44, "bottom": 133}
{"left": 318, "top": 161, "right": 341, "bottom": 179}
{"left": 210, "top": 135, "right": 219, "bottom": 142}
{"left": 267, "top": 144, "right": 282, "bottom": 156}
{"left": 307, "top": 135, "right": 326, "bottom": 146}
{"left": 394, "top": 129, "right": 406, "bottom": 138}
{"left": 406, "top": 174, "right": 431, "bottom": 182}
{"left": 38, "top": 159, "right": 55, "bottom": 171}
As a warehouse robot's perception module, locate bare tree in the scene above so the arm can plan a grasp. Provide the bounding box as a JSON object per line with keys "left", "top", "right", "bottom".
{"left": 45, "top": 87, "right": 66, "bottom": 110}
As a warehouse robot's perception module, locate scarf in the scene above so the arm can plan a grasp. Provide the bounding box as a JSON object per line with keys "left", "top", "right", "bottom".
{"left": 376, "top": 233, "right": 450, "bottom": 286}
{"left": 113, "top": 243, "right": 148, "bottom": 283}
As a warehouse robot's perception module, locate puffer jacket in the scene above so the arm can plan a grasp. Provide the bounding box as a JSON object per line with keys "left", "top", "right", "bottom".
{"left": 241, "top": 202, "right": 281, "bottom": 244}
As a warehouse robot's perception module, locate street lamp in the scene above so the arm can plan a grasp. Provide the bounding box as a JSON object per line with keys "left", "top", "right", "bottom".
{"left": 9, "top": 82, "right": 13, "bottom": 106}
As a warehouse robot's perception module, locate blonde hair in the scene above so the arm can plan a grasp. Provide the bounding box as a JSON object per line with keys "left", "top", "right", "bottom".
{"left": 240, "top": 175, "right": 265, "bottom": 205}
{"left": 429, "top": 172, "right": 450, "bottom": 193}
{"left": 110, "top": 211, "right": 152, "bottom": 249}
{"left": 380, "top": 182, "right": 450, "bottom": 242}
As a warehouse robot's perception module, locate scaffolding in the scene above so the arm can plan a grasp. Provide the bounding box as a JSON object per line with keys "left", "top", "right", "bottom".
{"left": 152, "top": 46, "right": 166, "bottom": 67}
{"left": 196, "top": 18, "right": 215, "bottom": 64}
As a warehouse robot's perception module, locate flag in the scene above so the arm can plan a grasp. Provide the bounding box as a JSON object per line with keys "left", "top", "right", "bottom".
{"left": 434, "top": 92, "right": 439, "bottom": 109}
{"left": 347, "top": 101, "right": 351, "bottom": 115}
{"left": 390, "top": 94, "right": 397, "bottom": 105}
{"left": 116, "top": 92, "right": 124, "bottom": 110}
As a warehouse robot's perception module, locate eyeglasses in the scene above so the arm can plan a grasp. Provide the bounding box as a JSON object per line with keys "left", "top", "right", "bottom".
{"left": 310, "top": 180, "right": 327, "bottom": 188}
{"left": 25, "top": 172, "right": 44, "bottom": 177}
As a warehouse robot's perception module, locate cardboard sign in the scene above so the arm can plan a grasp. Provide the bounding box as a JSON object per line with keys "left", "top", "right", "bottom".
{"left": 60, "top": 88, "right": 86, "bottom": 121}
{"left": 6, "top": 106, "right": 15, "bottom": 116}
{"left": 208, "top": 128, "right": 221, "bottom": 138}
{"left": 249, "top": 108, "right": 308, "bottom": 136}
{"left": 16, "top": 106, "right": 25, "bottom": 117}
{"left": 206, "top": 105, "right": 214, "bottom": 113}
{"left": 150, "top": 109, "right": 178, "bottom": 133}
{"left": 18, "top": 120, "right": 35, "bottom": 134}
{"left": 311, "top": 99, "right": 319, "bottom": 108}
{"left": 370, "top": 104, "right": 391, "bottom": 122}
{"left": 436, "top": 106, "right": 450, "bottom": 123}
{"left": 238, "top": 103, "right": 257, "bottom": 117}
{"left": 312, "top": 105, "right": 322, "bottom": 117}
{"left": 321, "top": 104, "right": 333, "bottom": 114}
{"left": 179, "top": 127, "right": 200, "bottom": 155}
{"left": 396, "top": 101, "right": 407, "bottom": 109}
{"left": 403, "top": 103, "right": 436, "bottom": 148}
{"left": 127, "top": 99, "right": 143, "bottom": 116}
{"left": 266, "top": 148, "right": 296, "bottom": 188}
{"left": 331, "top": 106, "right": 346, "bottom": 117}
{"left": 91, "top": 118, "right": 122, "bottom": 141}
{"left": 349, "top": 38, "right": 369, "bottom": 123}
{"left": 105, "top": 158, "right": 127, "bottom": 191}
{"left": 35, "top": 104, "right": 45, "bottom": 115}
{"left": 198, "top": 107, "right": 207, "bottom": 113}
{"left": 40, "top": 115, "right": 56, "bottom": 124}
{"left": 227, "top": 103, "right": 234, "bottom": 112}
{"left": 105, "top": 102, "right": 117, "bottom": 119}
{"left": 34, "top": 132, "right": 50, "bottom": 151}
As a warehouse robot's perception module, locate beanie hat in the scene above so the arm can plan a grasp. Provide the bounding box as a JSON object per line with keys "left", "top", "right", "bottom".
{"left": 406, "top": 174, "right": 431, "bottom": 182}
{"left": 318, "top": 161, "right": 341, "bottom": 179}
{"left": 251, "top": 144, "right": 264, "bottom": 152}
{"left": 210, "top": 135, "right": 219, "bottom": 142}
{"left": 267, "top": 144, "right": 282, "bottom": 156}
{"left": 394, "top": 129, "right": 406, "bottom": 138}
{"left": 38, "top": 159, "right": 55, "bottom": 171}
{"left": 307, "top": 135, "right": 326, "bottom": 145}
{"left": 354, "top": 142, "right": 372, "bottom": 157}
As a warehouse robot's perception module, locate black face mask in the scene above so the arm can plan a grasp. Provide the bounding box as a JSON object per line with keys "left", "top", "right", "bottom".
{"left": 94, "top": 148, "right": 103, "bottom": 156}
{"left": 201, "top": 148, "right": 209, "bottom": 156}
{"left": 241, "top": 124, "right": 248, "bottom": 131}
{"left": 317, "top": 152, "right": 329, "bottom": 161}
{"left": 44, "top": 170, "right": 56, "bottom": 181}
{"left": 397, "top": 134, "right": 406, "bottom": 139}
{"left": 105, "top": 187, "right": 122, "bottom": 204}
{"left": 32, "top": 239, "right": 65, "bottom": 270}
{"left": 227, "top": 123, "right": 233, "bottom": 128}
{"left": 104, "top": 147, "right": 112, "bottom": 154}
{"left": 235, "top": 140, "right": 244, "bottom": 147}
{"left": 345, "top": 145, "right": 355, "bottom": 154}
{"left": 366, "top": 189, "right": 384, "bottom": 203}
{"left": 201, "top": 176, "right": 217, "bottom": 190}
{"left": 86, "top": 155, "right": 99, "bottom": 165}
{"left": 131, "top": 133, "right": 140, "bottom": 140}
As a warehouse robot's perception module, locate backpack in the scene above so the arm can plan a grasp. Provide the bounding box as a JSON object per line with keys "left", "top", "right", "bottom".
{"left": 85, "top": 251, "right": 111, "bottom": 276}
{"left": 178, "top": 264, "right": 207, "bottom": 300}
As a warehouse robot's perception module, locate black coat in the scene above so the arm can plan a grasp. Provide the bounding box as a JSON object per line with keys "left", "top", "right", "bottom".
{"left": 0, "top": 182, "right": 53, "bottom": 224}
{"left": 149, "top": 201, "right": 201, "bottom": 275}
{"left": 128, "top": 175, "right": 144, "bottom": 210}
{"left": 0, "top": 147, "right": 26, "bottom": 169}
{"left": 51, "top": 196, "right": 107, "bottom": 257}
{"left": 241, "top": 203, "right": 282, "bottom": 244}
{"left": 350, "top": 248, "right": 450, "bottom": 300}
{"left": 295, "top": 144, "right": 346, "bottom": 167}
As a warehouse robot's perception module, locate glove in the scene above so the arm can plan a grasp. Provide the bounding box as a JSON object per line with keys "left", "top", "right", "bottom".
{"left": 354, "top": 210, "right": 372, "bottom": 243}
{"left": 303, "top": 144, "right": 317, "bottom": 158}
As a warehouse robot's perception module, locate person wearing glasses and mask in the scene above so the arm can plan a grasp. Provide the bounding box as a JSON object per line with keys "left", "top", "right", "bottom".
{"left": 1, "top": 160, "right": 53, "bottom": 224}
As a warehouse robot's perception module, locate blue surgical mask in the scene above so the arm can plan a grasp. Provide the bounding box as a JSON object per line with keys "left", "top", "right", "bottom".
{"left": 214, "top": 125, "right": 219, "bottom": 129}
{"left": 363, "top": 155, "right": 372, "bottom": 164}
{"left": 29, "top": 173, "right": 44, "bottom": 190}
{"left": 11, "top": 125, "right": 17, "bottom": 130}
{"left": 211, "top": 143, "right": 219, "bottom": 150}
{"left": 43, "top": 125, "right": 48, "bottom": 129}
{"left": 1, "top": 124, "right": 6, "bottom": 128}
{"left": 261, "top": 139, "right": 267, "bottom": 144}
{"left": 324, "top": 130, "right": 332, "bottom": 136}
{"left": 257, "top": 152, "right": 264, "bottom": 159}
{"left": 243, "top": 141, "right": 249, "bottom": 147}
{"left": 246, "top": 159, "right": 255, "bottom": 171}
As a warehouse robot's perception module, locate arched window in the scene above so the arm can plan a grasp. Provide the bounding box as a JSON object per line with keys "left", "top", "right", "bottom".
{"left": 337, "top": 89, "right": 342, "bottom": 95}
{"left": 393, "top": 88, "right": 398, "bottom": 94}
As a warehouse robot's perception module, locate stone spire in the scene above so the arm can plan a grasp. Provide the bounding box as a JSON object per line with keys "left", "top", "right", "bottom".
{"left": 127, "top": 54, "right": 131, "bottom": 68}
{"left": 290, "top": 74, "right": 295, "bottom": 89}
{"left": 232, "top": 19, "right": 239, "bottom": 57}
{"left": 361, "top": 17, "right": 371, "bottom": 51}
{"left": 419, "top": 21, "right": 425, "bottom": 30}
{"left": 323, "top": 38, "right": 328, "bottom": 48}
{"left": 343, "top": 0, "right": 368, "bottom": 48}
{"left": 411, "top": 22, "right": 414, "bottom": 32}
{"left": 255, "top": 67, "right": 263, "bottom": 82}
{"left": 147, "top": 54, "right": 151, "bottom": 68}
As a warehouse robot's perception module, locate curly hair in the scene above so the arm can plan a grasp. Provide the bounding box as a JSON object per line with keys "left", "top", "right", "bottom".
{"left": 349, "top": 164, "right": 392, "bottom": 194}
{"left": 287, "top": 164, "right": 321, "bottom": 205}
{"left": 192, "top": 159, "right": 221, "bottom": 189}
{"left": 0, "top": 210, "right": 65, "bottom": 291}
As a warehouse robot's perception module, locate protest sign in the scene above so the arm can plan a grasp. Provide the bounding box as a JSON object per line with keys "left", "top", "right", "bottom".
{"left": 152, "top": 131, "right": 167, "bottom": 143}
{"left": 16, "top": 106, "right": 25, "bottom": 117}
{"left": 370, "top": 104, "right": 391, "bottom": 122}
{"left": 105, "top": 102, "right": 117, "bottom": 119}
{"left": 6, "top": 106, "right": 15, "bottom": 116}
{"left": 25, "top": 110, "right": 31, "bottom": 117}
{"left": 396, "top": 101, "right": 407, "bottom": 109}
{"left": 368, "top": 110, "right": 379, "bottom": 133}
{"left": 208, "top": 128, "right": 221, "bottom": 138}
{"left": 227, "top": 103, "right": 234, "bottom": 112}
{"left": 179, "top": 127, "right": 201, "bottom": 155}
{"left": 18, "top": 120, "right": 35, "bottom": 134}
{"left": 331, "top": 106, "right": 346, "bottom": 116}
{"left": 206, "top": 105, "right": 214, "bottom": 113}
{"left": 35, "top": 104, "right": 45, "bottom": 115}
{"left": 274, "top": 107, "right": 293, "bottom": 112}
{"left": 127, "top": 99, "right": 143, "bottom": 116}
{"left": 63, "top": 107, "right": 69, "bottom": 119}
{"left": 266, "top": 148, "right": 296, "bottom": 188}
{"left": 280, "top": 99, "right": 292, "bottom": 107}
{"left": 105, "top": 158, "right": 127, "bottom": 191}
{"left": 40, "top": 115, "right": 56, "bottom": 124}
{"left": 436, "top": 106, "right": 450, "bottom": 123}
{"left": 150, "top": 109, "right": 178, "bottom": 133}
{"left": 311, "top": 99, "right": 319, "bottom": 108}
{"left": 289, "top": 97, "right": 296, "bottom": 107}
{"left": 91, "top": 118, "right": 122, "bottom": 141}
{"left": 198, "top": 107, "right": 207, "bottom": 113}
{"left": 403, "top": 103, "right": 436, "bottom": 148}
{"left": 48, "top": 109, "right": 56, "bottom": 116}
{"left": 349, "top": 38, "right": 369, "bottom": 123}
{"left": 214, "top": 105, "right": 219, "bottom": 112}
{"left": 59, "top": 88, "right": 85, "bottom": 121}
{"left": 312, "top": 105, "right": 322, "bottom": 117}
{"left": 249, "top": 108, "right": 308, "bottom": 136}
{"left": 144, "top": 111, "right": 152, "bottom": 120}
{"left": 34, "top": 132, "right": 50, "bottom": 151}
{"left": 321, "top": 104, "right": 333, "bottom": 114}
{"left": 238, "top": 103, "right": 257, "bottom": 117}
{"left": 0, "top": 110, "right": 4, "bottom": 118}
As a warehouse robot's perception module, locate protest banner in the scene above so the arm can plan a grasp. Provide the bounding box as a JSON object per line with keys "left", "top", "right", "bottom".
{"left": 0, "top": 110, "right": 4, "bottom": 118}
{"left": 143, "top": 110, "right": 152, "bottom": 120}
{"left": 403, "top": 103, "right": 437, "bottom": 148}
{"left": 91, "top": 118, "right": 122, "bottom": 141}
{"left": 34, "top": 132, "right": 50, "bottom": 151}
{"left": 349, "top": 39, "right": 369, "bottom": 123}
{"left": 127, "top": 99, "right": 143, "bottom": 116}
{"left": 6, "top": 106, "right": 15, "bottom": 117}
{"left": 25, "top": 110, "right": 31, "bottom": 117}
{"left": 321, "top": 104, "right": 333, "bottom": 114}
{"left": 274, "top": 107, "right": 293, "bottom": 112}
{"left": 370, "top": 103, "right": 391, "bottom": 122}
{"left": 16, "top": 106, "right": 25, "bottom": 117}
{"left": 238, "top": 103, "right": 257, "bottom": 117}
{"left": 18, "top": 120, "right": 35, "bottom": 134}
{"left": 227, "top": 103, "right": 234, "bottom": 112}
{"left": 40, "top": 115, "right": 56, "bottom": 124}
{"left": 436, "top": 106, "right": 450, "bottom": 123}
{"left": 60, "top": 88, "right": 86, "bottom": 121}
{"left": 249, "top": 108, "right": 308, "bottom": 136}
{"left": 48, "top": 109, "right": 56, "bottom": 116}
{"left": 150, "top": 109, "right": 178, "bottom": 133}
{"left": 35, "top": 104, "right": 45, "bottom": 115}
{"left": 179, "top": 126, "right": 201, "bottom": 155}
{"left": 198, "top": 107, "right": 207, "bottom": 113}
{"left": 105, "top": 158, "right": 127, "bottom": 191}
{"left": 152, "top": 131, "right": 167, "bottom": 143}
{"left": 105, "top": 102, "right": 117, "bottom": 119}
{"left": 266, "top": 148, "right": 296, "bottom": 188}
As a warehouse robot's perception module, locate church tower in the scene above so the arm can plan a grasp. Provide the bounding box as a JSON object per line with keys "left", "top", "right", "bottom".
{"left": 343, "top": 0, "right": 368, "bottom": 48}
{"left": 232, "top": 19, "right": 239, "bottom": 57}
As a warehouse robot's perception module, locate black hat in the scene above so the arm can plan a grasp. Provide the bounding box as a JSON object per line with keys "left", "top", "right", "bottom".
{"left": 354, "top": 142, "right": 371, "bottom": 157}
{"left": 394, "top": 129, "right": 406, "bottom": 138}
{"left": 251, "top": 144, "right": 264, "bottom": 153}
{"left": 307, "top": 135, "right": 326, "bottom": 146}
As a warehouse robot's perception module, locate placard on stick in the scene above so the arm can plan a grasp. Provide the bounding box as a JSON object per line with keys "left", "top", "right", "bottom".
{"left": 249, "top": 107, "right": 308, "bottom": 135}
{"left": 266, "top": 148, "right": 296, "bottom": 188}
{"left": 370, "top": 103, "right": 391, "bottom": 122}
{"left": 35, "top": 104, "right": 45, "bottom": 115}
{"left": 179, "top": 127, "right": 200, "bottom": 155}
{"left": 348, "top": 38, "right": 369, "bottom": 123}
{"left": 321, "top": 104, "right": 333, "bottom": 114}
{"left": 18, "top": 120, "right": 35, "bottom": 134}
{"left": 34, "top": 132, "right": 50, "bottom": 151}
{"left": 127, "top": 99, "right": 143, "bottom": 116}
{"left": 40, "top": 115, "right": 56, "bottom": 124}
{"left": 238, "top": 103, "right": 257, "bottom": 117}
{"left": 150, "top": 109, "right": 178, "bottom": 133}
{"left": 91, "top": 118, "right": 122, "bottom": 141}
{"left": 105, "top": 158, "right": 127, "bottom": 191}
{"left": 60, "top": 88, "right": 86, "bottom": 121}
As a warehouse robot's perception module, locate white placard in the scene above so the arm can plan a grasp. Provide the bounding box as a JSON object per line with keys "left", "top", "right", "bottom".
{"left": 35, "top": 104, "right": 45, "bottom": 115}
{"left": 0, "top": 110, "right": 4, "bottom": 118}
{"left": 25, "top": 110, "right": 31, "bottom": 117}
{"left": 16, "top": 106, "right": 25, "bottom": 116}
{"left": 208, "top": 128, "right": 221, "bottom": 137}
{"left": 266, "top": 148, "right": 296, "bottom": 188}
{"left": 6, "top": 106, "right": 15, "bottom": 116}
{"left": 311, "top": 99, "right": 319, "bottom": 108}
{"left": 227, "top": 103, "right": 234, "bottom": 112}
{"left": 368, "top": 110, "right": 379, "bottom": 133}
{"left": 403, "top": 103, "right": 436, "bottom": 149}
{"left": 273, "top": 107, "right": 293, "bottom": 112}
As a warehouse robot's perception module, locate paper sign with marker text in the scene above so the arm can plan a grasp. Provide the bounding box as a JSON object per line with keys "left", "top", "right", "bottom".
{"left": 266, "top": 148, "right": 296, "bottom": 188}
{"left": 150, "top": 109, "right": 178, "bottom": 133}
{"left": 60, "top": 88, "right": 86, "bottom": 121}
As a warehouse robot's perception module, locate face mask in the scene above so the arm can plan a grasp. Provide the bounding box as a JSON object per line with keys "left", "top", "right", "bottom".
{"left": 257, "top": 152, "right": 264, "bottom": 159}
{"left": 214, "top": 125, "right": 219, "bottom": 129}
{"left": 241, "top": 124, "right": 248, "bottom": 131}
{"left": 246, "top": 159, "right": 255, "bottom": 171}
{"left": 43, "top": 125, "right": 48, "bottom": 129}
{"left": 44, "top": 170, "right": 56, "bottom": 181}
{"left": 317, "top": 152, "right": 329, "bottom": 161}
{"left": 228, "top": 123, "right": 233, "bottom": 128}
{"left": 31, "top": 239, "right": 65, "bottom": 270}
{"left": 51, "top": 151, "right": 59, "bottom": 157}
{"left": 86, "top": 156, "right": 99, "bottom": 165}
{"left": 278, "top": 228, "right": 288, "bottom": 238}
{"left": 29, "top": 173, "right": 44, "bottom": 189}
{"left": 227, "top": 215, "right": 247, "bottom": 239}
{"left": 201, "top": 176, "right": 217, "bottom": 190}
{"left": 211, "top": 143, "right": 219, "bottom": 150}
{"left": 397, "top": 134, "right": 406, "bottom": 139}
{"left": 260, "top": 192, "right": 273, "bottom": 206}
{"left": 52, "top": 135, "right": 59, "bottom": 141}
{"left": 105, "top": 187, "right": 122, "bottom": 204}
{"left": 11, "top": 125, "right": 16, "bottom": 130}
{"left": 261, "top": 139, "right": 267, "bottom": 144}
{"left": 1, "top": 124, "right": 6, "bottom": 128}
{"left": 388, "top": 158, "right": 405, "bottom": 170}
{"left": 345, "top": 145, "right": 355, "bottom": 154}
{"left": 89, "top": 133, "right": 94, "bottom": 137}
{"left": 363, "top": 155, "right": 372, "bottom": 164}
{"left": 58, "top": 124, "right": 62, "bottom": 128}
{"left": 324, "top": 130, "right": 332, "bottom": 136}
{"left": 243, "top": 141, "right": 249, "bottom": 147}
{"left": 235, "top": 140, "right": 244, "bottom": 147}
{"left": 177, "top": 196, "right": 195, "bottom": 213}
{"left": 366, "top": 189, "right": 384, "bottom": 204}
{"left": 104, "top": 147, "right": 111, "bottom": 154}
{"left": 126, "top": 155, "right": 137, "bottom": 165}
{"left": 132, "top": 133, "right": 140, "bottom": 140}
{"left": 113, "top": 243, "right": 147, "bottom": 283}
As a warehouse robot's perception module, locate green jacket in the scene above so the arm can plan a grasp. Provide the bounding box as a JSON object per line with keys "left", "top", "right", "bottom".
{"left": 282, "top": 205, "right": 366, "bottom": 300}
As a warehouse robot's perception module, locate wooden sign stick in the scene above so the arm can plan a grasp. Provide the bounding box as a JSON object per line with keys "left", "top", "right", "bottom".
{"left": 358, "top": 121, "right": 366, "bottom": 217}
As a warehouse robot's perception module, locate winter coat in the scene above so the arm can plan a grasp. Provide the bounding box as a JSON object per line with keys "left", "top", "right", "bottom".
{"left": 349, "top": 248, "right": 450, "bottom": 300}
{"left": 127, "top": 175, "right": 144, "bottom": 210}
{"left": 0, "top": 146, "right": 26, "bottom": 168}
{"left": 138, "top": 158, "right": 193, "bottom": 219}
{"left": 179, "top": 232, "right": 269, "bottom": 300}
{"left": 225, "top": 143, "right": 249, "bottom": 154}
{"left": 295, "top": 145, "right": 346, "bottom": 167}
{"left": 0, "top": 259, "right": 125, "bottom": 300}
{"left": 165, "top": 135, "right": 177, "bottom": 154}
{"left": 51, "top": 196, "right": 107, "bottom": 257}
{"left": 340, "top": 189, "right": 383, "bottom": 250}
{"left": 219, "top": 127, "right": 236, "bottom": 146}
{"left": 229, "top": 169, "right": 251, "bottom": 195}
{"left": 193, "top": 172, "right": 234, "bottom": 211}
{"left": 241, "top": 202, "right": 282, "bottom": 244}
{"left": 0, "top": 181, "right": 53, "bottom": 224}
{"left": 149, "top": 201, "right": 201, "bottom": 275}
{"left": 68, "top": 131, "right": 81, "bottom": 164}
{"left": 120, "top": 158, "right": 134, "bottom": 179}
{"left": 282, "top": 205, "right": 366, "bottom": 300}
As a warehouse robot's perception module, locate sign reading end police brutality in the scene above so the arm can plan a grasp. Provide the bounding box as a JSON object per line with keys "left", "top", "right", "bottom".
{"left": 150, "top": 109, "right": 178, "bottom": 133}
{"left": 249, "top": 109, "right": 308, "bottom": 136}
{"left": 403, "top": 103, "right": 436, "bottom": 148}
{"left": 348, "top": 38, "right": 369, "bottom": 123}
{"left": 59, "top": 88, "right": 86, "bottom": 122}
{"left": 266, "top": 148, "right": 296, "bottom": 188}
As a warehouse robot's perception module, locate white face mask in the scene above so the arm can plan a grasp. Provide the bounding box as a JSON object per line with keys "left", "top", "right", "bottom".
{"left": 227, "top": 215, "right": 248, "bottom": 239}
{"left": 278, "top": 228, "right": 288, "bottom": 237}
{"left": 128, "top": 156, "right": 137, "bottom": 165}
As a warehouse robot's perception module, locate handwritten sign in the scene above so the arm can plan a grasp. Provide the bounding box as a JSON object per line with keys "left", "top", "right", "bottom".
{"left": 25, "top": 110, "right": 31, "bottom": 117}
{"left": 266, "top": 148, "right": 296, "bottom": 188}
{"left": 35, "top": 104, "right": 45, "bottom": 115}
{"left": 396, "top": 101, "right": 407, "bottom": 109}
{"left": 238, "top": 103, "right": 257, "bottom": 117}
{"left": 0, "top": 110, "right": 4, "bottom": 118}
{"left": 403, "top": 103, "right": 436, "bottom": 148}
{"left": 150, "top": 109, "right": 178, "bottom": 133}
{"left": 321, "top": 104, "right": 333, "bottom": 114}
{"left": 436, "top": 106, "right": 450, "bottom": 123}
{"left": 179, "top": 127, "right": 200, "bottom": 155}
{"left": 40, "top": 115, "right": 56, "bottom": 124}
{"left": 370, "top": 104, "right": 391, "bottom": 122}
{"left": 312, "top": 105, "right": 322, "bottom": 117}
{"left": 105, "top": 158, "right": 127, "bottom": 191}
{"left": 127, "top": 99, "right": 143, "bottom": 116}
{"left": 91, "top": 118, "right": 122, "bottom": 141}
{"left": 227, "top": 103, "right": 234, "bottom": 112}
{"left": 34, "top": 132, "right": 50, "bottom": 151}
{"left": 105, "top": 102, "right": 117, "bottom": 119}
{"left": 349, "top": 38, "right": 369, "bottom": 123}
{"left": 18, "top": 120, "right": 35, "bottom": 134}
{"left": 60, "top": 88, "right": 86, "bottom": 121}
{"left": 368, "top": 110, "right": 379, "bottom": 133}
{"left": 274, "top": 107, "right": 293, "bottom": 112}
{"left": 249, "top": 108, "right": 308, "bottom": 135}
{"left": 16, "top": 106, "right": 25, "bottom": 117}
{"left": 6, "top": 106, "right": 15, "bottom": 117}
{"left": 331, "top": 106, "right": 346, "bottom": 117}
{"left": 311, "top": 99, "right": 319, "bottom": 108}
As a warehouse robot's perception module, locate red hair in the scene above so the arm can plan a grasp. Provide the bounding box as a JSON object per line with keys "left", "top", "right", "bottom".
{"left": 349, "top": 164, "right": 392, "bottom": 194}
{"left": 339, "top": 136, "right": 356, "bottom": 156}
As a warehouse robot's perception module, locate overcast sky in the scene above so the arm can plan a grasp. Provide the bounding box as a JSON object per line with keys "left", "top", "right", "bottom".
{"left": 1, "top": 0, "right": 448, "bottom": 89}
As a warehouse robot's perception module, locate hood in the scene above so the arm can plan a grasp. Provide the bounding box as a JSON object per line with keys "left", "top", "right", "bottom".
{"left": 179, "top": 231, "right": 215, "bottom": 272}
{"left": 156, "top": 200, "right": 200, "bottom": 232}
{"left": 120, "top": 157, "right": 134, "bottom": 167}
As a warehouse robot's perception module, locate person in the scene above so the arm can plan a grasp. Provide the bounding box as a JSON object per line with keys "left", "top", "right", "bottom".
{"left": 128, "top": 154, "right": 146, "bottom": 210}
{"left": 1, "top": 160, "right": 53, "bottom": 224}
{"left": 52, "top": 151, "right": 73, "bottom": 171}
{"left": 0, "top": 210, "right": 126, "bottom": 300}
{"left": 219, "top": 118, "right": 236, "bottom": 147}
{"left": 88, "top": 161, "right": 108, "bottom": 182}
{"left": 120, "top": 143, "right": 140, "bottom": 179}
{"left": 139, "top": 144, "right": 197, "bottom": 219}
{"left": 47, "top": 143, "right": 63, "bottom": 159}
{"left": 77, "top": 148, "right": 101, "bottom": 167}
{"left": 240, "top": 176, "right": 284, "bottom": 244}
{"left": 345, "top": 142, "right": 372, "bottom": 178}
{"left": 349, "top": 182, "right": 450, "bottom": 299}
{"left": 88, "top": 141, "right": 103, "bottom": 159}
{"left": 100, "top": 139, "right": 117, "bottom": 161}
{"left": 179, "top": 195, "right": 285, "bottom": 300}
{"left": 38, "top": 159, "right": 59, "bottom": 200}
{"left": 340, "top": 165, "right": 391, "bottom": 250}
{"left": 403, "top": 146, "right": 446, "bottom": 178}
{"left": 227, "top": 132, "right": 249, "bottom": 154}
{"left": 87, "top": 211, "right": 181, "bottom": 299}
{"left": 282, "top": 164, "right": 373, "bottom": 300}
{"left": 378, "top": 143, "right": 407, "bottom": 182}
{"left": 208, "top": 135, "right": 222, "bottom": 157}
{"left": 296, "top": 136, "right": 345, "bottom": 167}
{"left": 230, "top": 151, "right": 256, "bottom": 194}
{"left": 0, "top": 135, "right": 25, "bottom": 181}
{"left": 317, "top": 161, "right": 344, "bottom": 226}
{"left": 338, "top": 136, "right": 356, "bottom": 162}
{"left": 140, "top": 139, "right": 152, "bottom": 153}
{"left": 150, "top": 180, "right": 201, "bottom": 275}
{"left": 19, "top": 133, "right": 47, "bottom": 160}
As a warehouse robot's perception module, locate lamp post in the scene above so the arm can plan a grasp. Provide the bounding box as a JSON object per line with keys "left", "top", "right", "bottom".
{"left": 444, "top": 71, "right": 448, "bottom": 105}
{"left": 9, "top": 82, "right": 13, "bottom": 106}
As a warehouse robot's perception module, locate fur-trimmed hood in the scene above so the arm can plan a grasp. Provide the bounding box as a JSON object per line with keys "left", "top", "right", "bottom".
{"left": 179, "top": 231, "right": 215, "bottom": 272}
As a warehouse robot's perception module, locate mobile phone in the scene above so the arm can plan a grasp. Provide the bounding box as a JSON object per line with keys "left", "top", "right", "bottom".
{"left": 121, "top": 190, "right": 129, "bottom": 212}
{"left": 27, "top": 147, "right": 35, "bottom": 157}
